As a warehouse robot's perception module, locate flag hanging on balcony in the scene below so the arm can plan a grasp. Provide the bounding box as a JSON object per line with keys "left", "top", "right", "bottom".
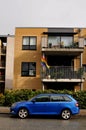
{"left": 41, "top": 53, "right": 50, "bottom": 69}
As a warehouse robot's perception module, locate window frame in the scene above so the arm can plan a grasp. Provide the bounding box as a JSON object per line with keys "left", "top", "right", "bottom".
{"left": 50, "top": 95, "right": 65, "bottom": 102}
{"left": 22, "top": 36, "right": 37, "bottom": 50}
{"left": 21, "top": 62, "right": 36, "bottom": 77}
{"left": 35, "top": 95, "right": 50, "bottom": 102}
{"left": 82, "top": 64, "right": 86, "bottom": 72}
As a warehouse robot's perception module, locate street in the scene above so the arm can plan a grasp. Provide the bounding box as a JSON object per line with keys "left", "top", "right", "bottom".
{"left": 0, "top": 114, "right": 86, "bottom": 130}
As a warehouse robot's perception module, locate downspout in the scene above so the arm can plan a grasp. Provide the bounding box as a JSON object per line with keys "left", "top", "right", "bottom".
{"left": 80, "top": 53, "right": 83, "bottom": 90}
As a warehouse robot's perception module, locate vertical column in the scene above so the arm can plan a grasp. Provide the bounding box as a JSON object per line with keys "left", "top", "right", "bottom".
{"left": 81, "top": 83, "right": 83, "bottom": 90}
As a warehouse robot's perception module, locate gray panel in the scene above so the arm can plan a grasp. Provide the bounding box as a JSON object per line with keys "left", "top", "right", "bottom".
{"left": 48, "top": 28, "right": 74, "bottom": 33}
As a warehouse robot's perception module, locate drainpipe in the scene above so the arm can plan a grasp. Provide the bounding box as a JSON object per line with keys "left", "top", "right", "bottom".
{"left": 80, "top": 53, "right": 83, "bottom": 90}
{"left": 80, "top": 53, "right": 82, "bottom": 67}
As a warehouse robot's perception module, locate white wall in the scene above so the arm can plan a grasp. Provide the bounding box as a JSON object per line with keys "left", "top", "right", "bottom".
{"left": 5, "top": 36, "right": 14, "bottom": 89}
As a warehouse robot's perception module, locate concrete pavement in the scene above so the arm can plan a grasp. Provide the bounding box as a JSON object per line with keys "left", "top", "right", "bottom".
{"left": 0, "top": 107, "right": 10, "bottom": 114}
{"left": 0, "top": 107, "right": 86, "bottom": 117}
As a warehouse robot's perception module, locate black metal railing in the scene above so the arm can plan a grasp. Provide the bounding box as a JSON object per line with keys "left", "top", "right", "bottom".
{"left": 1, "top": 49, "right": 6, "bottom": 54}
{"left": 0, "top": 62, "right": 5, "bottom": 67}
{"left": 0, "top": 75, "right": 5, "bottom": 81}
{"left": 41, "top": 66, "right": 84, "bottom": 79}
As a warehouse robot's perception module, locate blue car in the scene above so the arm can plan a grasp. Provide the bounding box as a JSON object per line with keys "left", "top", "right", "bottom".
{"left": 10, "top": 93, "right": 79, "bottom": 120}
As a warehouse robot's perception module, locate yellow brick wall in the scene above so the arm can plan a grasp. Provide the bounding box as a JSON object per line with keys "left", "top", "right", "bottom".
{"left": 80, "top": 29, "right": 86, "bottom": 90}
{"left": 13, "top": 28, "right": 48, "bottom": 90}
{"left": 13, "top": 28, "right": 86, "bottom": 91}
{"left": 74, "top": 56, "right": 80, "bottom": 71}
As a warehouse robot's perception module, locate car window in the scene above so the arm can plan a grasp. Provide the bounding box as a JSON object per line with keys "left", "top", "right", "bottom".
{"left": 35, "top": 96, "right": 50, "bottom": 102}
{"left": 63, "top": 96, "right": 72, "bottom": 102}
{"left": 51, "top": 95, "right": 65, "bottom": 102}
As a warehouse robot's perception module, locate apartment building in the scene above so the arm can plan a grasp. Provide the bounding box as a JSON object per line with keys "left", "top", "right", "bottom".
{"left": 0, "top": 35, "right": 14, "bottom": 93}
{"left": 13, "top": 27, "right": 86, "bottom": 91}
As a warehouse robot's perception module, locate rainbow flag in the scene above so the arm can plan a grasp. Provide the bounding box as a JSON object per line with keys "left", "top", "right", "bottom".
{"left": 41, "top": 53, "right": 50, "bottom": 68}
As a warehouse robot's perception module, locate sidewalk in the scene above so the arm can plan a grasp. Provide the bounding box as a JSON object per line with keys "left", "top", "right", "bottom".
{"left": 0, "top": 107, "right": 86, "bottom": 116}
{"left": 0, "top": 107, "right": 10, "bottom": 114}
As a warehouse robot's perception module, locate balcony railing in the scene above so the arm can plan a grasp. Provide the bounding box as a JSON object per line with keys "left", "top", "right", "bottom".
{"left": 0, "top": 48, "right": 6, "bottom": 55}
{"left": 41, "top": 66, "right": 84, "bottom": 79}
{"left": 0, "top": 75, "right": 5, "bottom": 81}
{"left": 0, "top": 62, "right": 5, "bottom": 68}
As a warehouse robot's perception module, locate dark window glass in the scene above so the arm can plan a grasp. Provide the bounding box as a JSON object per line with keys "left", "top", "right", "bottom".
{"left": 22, "top": 36, "right": 36, "bottom": 50}
{"left": 35, "top": 96, "right": 50, "bottom": 102}
{"left": 51, "top": 95, "right": 65, "bottom": 102}
{"left": 82, "top": 64, "right": 86, "bottom": 72}
{"left": 21, "top": 62, "right": 36, "bottom": 77}
{"left": 63, "top": 96, "right": 72, "bottom": 102}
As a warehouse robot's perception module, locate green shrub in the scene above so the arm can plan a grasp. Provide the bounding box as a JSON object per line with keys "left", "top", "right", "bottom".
{"left": 73, "top": 91, "right": 86, "bottom": 109}
{"left": 4, "top": 90, "right": 15, "bottom": 106}
{"left": 2, "top": 89, "right": 86, "bottom": 109}
{"left": 0, "top": 94, "right": 5, "bottom": 106}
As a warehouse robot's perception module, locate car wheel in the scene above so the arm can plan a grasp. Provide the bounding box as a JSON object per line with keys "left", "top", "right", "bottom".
{"left": 61, "top": 109, "right": 71, "bottom": 120}
{"left": 18, "top": 108, "right": 28, "bottom": 119}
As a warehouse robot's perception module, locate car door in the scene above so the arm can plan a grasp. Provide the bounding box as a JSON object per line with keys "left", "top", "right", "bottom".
{"left": 46, "top": 95, "right": 64, "bottom": 115}
{"left": 29, "top": 95, "right": 50, "bottom": 114}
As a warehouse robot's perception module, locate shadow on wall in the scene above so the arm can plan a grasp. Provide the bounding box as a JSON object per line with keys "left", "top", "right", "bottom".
{"left": 5, "top": 79, "right": 13, "bottom": 89}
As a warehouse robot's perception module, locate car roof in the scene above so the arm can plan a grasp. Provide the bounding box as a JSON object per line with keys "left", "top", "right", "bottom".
{"left": 37, "top": 93, "right": 70, "bottom": 96}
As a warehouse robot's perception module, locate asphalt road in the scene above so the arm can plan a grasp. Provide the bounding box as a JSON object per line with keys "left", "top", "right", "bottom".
{"left": 0, "top": 114, "right": 86, "bottom": 130}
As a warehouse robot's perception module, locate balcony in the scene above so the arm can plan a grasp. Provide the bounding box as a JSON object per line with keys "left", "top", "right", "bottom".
{"left": 41, "top": 37, "right": 84, "bottom": 56}
{"left": 0, "top": 62, "right": 5, "bottom": 69}
{"left": 41, "top": 66, "right": 84, "bottom": 82}
{"left": 0, "top": 48, "right": 6, "bottom": 55}
{"left": 0, "top": 75, "right": 5, "bottom": 82}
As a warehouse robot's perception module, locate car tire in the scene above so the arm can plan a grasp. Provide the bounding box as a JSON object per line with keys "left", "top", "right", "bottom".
{"left": 61, "top": 109, "right": 71, "bottom": 120}
{"left": 18, "top": 108, "right": 28, "bottom": 119}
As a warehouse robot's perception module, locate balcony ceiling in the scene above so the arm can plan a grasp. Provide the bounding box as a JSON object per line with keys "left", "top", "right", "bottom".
{"left": 43, "top": 32, "right": 77, "bottom": 36}
{"left": 42, "top": 48, "right": 84, "bottom": 56}
{"left": 42, "top": 79, "right": 84, "bottom": 83}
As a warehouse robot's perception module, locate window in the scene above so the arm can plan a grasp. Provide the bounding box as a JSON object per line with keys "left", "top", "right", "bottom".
{"left": 63, "top": 96, "right": 72, "bottom": 102}
{"left": 82, "top": 64, "right": 86, "bottom": 72}
{"left": 48, "top": 36, "right": 60, "bottom": 47}
{"left": 22, "top": 36, "right": 37, "bottom": 50}
{"left": 21, "top": 62, "right": 36, "bottom": 76}
{"left": 51, "top": 95, "right": 65, "bottom": 102}
{"left": 48, "top": 36, "right": 73, "bottom": 47}
{"left": 84, "top": 39, "right": 86, "bottom": 46}
{"left": 61, "top": 37, "right": 73, "bottom": 47}
{"left": 35, "top": 96, "right": 50, "bottom": 102}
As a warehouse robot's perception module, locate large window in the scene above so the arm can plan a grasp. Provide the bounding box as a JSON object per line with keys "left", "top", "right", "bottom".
{"left": 48, "top": 36, "right": 60, "bottom": 46}
{"left": 21, "top": 62, "right": 36, "bottom": 76}
{"left": 22, "top": 36, "right": 37, "bottom": 50}
{"left": 61, "top": 37, "right": 73, "bottom": 47}
{"left": 48, "top": 36, "right": 73, "bottom": 47}
{"left": 82, "top": 64, "right": 86, "bottom": 72}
